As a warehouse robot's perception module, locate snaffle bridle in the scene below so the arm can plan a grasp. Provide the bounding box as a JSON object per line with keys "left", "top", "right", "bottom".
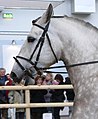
{"left": 13, "top": 18, "right": 98, "bottom": 80}
{"left": 13, "top": 19, "right": 58, "bottom": 79}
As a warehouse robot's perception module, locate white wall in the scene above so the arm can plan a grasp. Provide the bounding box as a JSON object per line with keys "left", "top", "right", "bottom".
{"left": 2, "top": 45, "right": 21, "bottom": 73}
{"left": 0, "top": 0, "right": 98, "bottom": 72}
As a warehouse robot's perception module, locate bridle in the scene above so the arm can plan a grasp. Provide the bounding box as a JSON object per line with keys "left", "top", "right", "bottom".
{"left": 13, "top": 18, "right": 98, "bottom": 80}
{"left": 29, "top": 21, "right": 58, "bottom": 66}
{"left": 13, "top": 19, "right": 58, "bottom": 80}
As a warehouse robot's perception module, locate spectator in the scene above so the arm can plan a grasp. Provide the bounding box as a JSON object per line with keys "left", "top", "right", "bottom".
{"left": 50, "top": 74, "right": 65, "bottom": 119}
{"left": 0, "top": 68, "right": 12, "bottom": 119}
{"left": 43, "top": 73, "right": 53, "bottom": 85}
{"left": 43, "top": 73, "right": 58, "bottom": 113}
{"left": 6, "top": 73, "right": 13, "bottom": 97}
{"left": 30, "top": 75, "right": 47, "bottom": 119}
{"left": 8, "top": 79, "right": 25, "bottom": 119}
{"left": 65, "top": 77, "right": 75, "bottom": 116}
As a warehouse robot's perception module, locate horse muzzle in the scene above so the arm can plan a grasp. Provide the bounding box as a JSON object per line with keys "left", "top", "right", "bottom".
{"left": 10, "top": 72, "right": 22, "bottom": 83}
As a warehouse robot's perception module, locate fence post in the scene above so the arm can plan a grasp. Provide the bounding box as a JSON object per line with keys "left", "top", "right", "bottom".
{"left": 25, "top": 89, "right": 30, "bottom": 119}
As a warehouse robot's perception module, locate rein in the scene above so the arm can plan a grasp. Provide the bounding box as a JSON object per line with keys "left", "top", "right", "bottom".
{"left": 40, "top": 60, "right": 98, "bottom": 73}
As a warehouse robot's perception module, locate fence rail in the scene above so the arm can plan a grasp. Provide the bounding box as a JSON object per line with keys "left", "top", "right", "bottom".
{"left": 0, "top": 85, "right": 74, "bottom": 119}
{"left": 0, "top": 85, "right": 73, "bottom": 90}
{"left": 0, "top": 102, "right": 74, "bottom": 108}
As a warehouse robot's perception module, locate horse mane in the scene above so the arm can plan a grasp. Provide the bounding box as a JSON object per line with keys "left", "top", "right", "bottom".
{"left": 64, "top": 15, "right": 98, "bottom": 32}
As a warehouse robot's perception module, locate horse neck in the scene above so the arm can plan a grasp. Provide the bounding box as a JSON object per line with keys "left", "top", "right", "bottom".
{"left": 52, "top": 17, "right": 98, "bottom": 89}
{"left": 51, "top": 18, "right": 98, "bottom": 119}
{"left": 52, "top": 18, "right": 98, "bottom": 64}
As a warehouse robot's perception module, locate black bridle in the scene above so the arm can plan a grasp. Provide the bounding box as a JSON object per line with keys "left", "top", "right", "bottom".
{"left": 13, "top": 19, "right": 98, "bottom": 78}
{"left": 29, "top": 21, "right": 58, "bottom": 66}
{"left": 13, "top": 20, "right": 58, "bottom": 79}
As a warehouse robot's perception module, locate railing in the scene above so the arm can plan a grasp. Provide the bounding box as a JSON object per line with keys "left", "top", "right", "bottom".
{"left": 0, "top": 85, "right": 74, "bottom": 119}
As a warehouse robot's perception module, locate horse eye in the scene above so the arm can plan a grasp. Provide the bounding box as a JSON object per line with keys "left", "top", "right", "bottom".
{"left": 27, "top": 36, "right": 36, "bottom": 42}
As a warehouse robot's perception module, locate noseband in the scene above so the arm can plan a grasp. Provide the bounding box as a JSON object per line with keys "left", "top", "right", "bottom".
{"left": 13, "top": 20, "right": 58, "bottom": 79}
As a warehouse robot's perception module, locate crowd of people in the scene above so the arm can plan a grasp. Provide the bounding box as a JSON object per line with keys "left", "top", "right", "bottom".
{"left": 0, "top": 67, "right": 75, "bottom": 119}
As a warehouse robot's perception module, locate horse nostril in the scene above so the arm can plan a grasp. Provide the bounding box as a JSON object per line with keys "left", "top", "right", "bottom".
{"left": 10, "top": 72, "right": 17, "bottom": 79}
{"left": 10, "top": 72, "right": 19, "bottom": 83}
{"left": 10, "top": 72, "right": 23, "bottom": 83}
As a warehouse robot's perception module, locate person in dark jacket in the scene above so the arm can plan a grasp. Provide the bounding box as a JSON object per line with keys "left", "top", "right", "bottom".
{"left": 50, "top": 74, "right": 65, "bottom": 119}
{"left": 65, "top": 77, "right": 75, "bottom": 116}
{"left": 0, "top": 68, "right": 12, "bottom": 119}
{"left": 30, "top": 75, "right": 47, "bottom": 119}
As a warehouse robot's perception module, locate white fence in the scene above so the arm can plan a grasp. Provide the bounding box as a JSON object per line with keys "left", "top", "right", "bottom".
{"left": 0, "top": 85, "right": 74, "bottom": 119}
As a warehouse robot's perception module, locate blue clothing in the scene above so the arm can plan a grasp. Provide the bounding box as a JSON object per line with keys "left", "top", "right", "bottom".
{"left": 0, "top": 75, "right": 9, "bottom": 119}
{"left": 0, "top": 75, "right": 8, "bottom": 103}
{"left": 0, "top": 75, "right": 8, "bottom": 85}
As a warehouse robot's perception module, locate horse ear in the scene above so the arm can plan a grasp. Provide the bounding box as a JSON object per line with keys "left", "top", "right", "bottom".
{"left": 38, "top": 4, "right": 53, "bottom": 24}
{"left": 45, "top": 4, "right": 53, "bottom": 22}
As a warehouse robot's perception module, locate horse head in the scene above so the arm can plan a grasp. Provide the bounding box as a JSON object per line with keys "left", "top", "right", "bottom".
{"left": 11, "top": 4, "right": 62, "bottom": 84}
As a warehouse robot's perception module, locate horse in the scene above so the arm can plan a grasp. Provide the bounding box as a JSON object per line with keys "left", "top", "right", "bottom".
{"left": 11, "top": 4, "right": 98, "bottom": 119}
